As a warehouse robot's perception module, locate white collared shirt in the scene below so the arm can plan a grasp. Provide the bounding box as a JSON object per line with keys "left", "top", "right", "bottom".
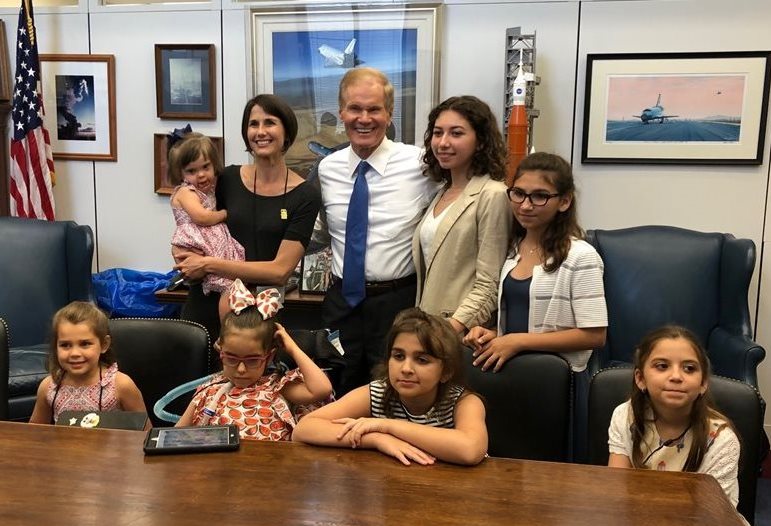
{"left": 317, "top": 138, "right": 440, "bottom": 281}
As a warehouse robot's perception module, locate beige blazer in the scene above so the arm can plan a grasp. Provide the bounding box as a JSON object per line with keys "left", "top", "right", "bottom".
{"left": 412, "top": 175, "right": 513, "bottom": 329}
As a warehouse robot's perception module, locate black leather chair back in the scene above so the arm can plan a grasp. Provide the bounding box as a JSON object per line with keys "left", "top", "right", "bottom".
{"left": 0, "top": 217, "right": 93, "bottom": 347}
{"left": 280, "top": 329, "right": 345, "bottom": 396}
{"left": 588, "top": 367, "right": 762, "bottom": 524}
{"left": 109, "top": 318, "right": 212, "bottom": 427}
{"left": 0, "top": 318, "right": 9, "bottom": 420}
{"left": 464, "top": 351, "right": 572, "bottom": 462}
{"left": 586, "top": 226, "right": 763, "bottom": 384}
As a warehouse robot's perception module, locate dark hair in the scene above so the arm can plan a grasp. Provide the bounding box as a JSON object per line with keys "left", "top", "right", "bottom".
{"left": 240, "top": 94, "right": 298, "bottom": 154}
{"left": 511, "top": 152, "right": 583, "bottom": 272}
{"left": 422, "top": 95, "right": 506, "bottom": 184}
{"left": 630, "top": 325, "right": 734, "bottom": 472}
{"left": 167, "top": 132, "right": 222, "bottom": 186}
{"left": 219, "top": 307, "right": 277, "bottom": 354}
{"left": 49, "top": 301, "right": 114, "bottom": 383}
{"left": 376, "top": 308, "right": 467, "bottom": 417}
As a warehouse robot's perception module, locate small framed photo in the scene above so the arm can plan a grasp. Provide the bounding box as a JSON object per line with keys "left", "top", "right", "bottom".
{"left": 582, "top": 51, "right": 771, "bottom": 165}
{"left": 40, "top": 54, "right": 117, "bottom": 161}
{"left": 155, "top": 44, "right": 216, "bottom": 120}
{"left": 153, "top": 133, "right": 224, "bottom": 195}
{"left": 300, "top": 247, "right": 332, "bottom": 295}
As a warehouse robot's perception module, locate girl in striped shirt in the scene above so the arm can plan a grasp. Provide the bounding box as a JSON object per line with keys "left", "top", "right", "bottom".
{"left": 293, "top": 308, "right": 487, "bottom": 465}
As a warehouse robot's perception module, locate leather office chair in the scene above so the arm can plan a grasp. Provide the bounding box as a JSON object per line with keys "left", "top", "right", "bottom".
{"left": 588, "top": 367, "right": 762, "bottom": 524}
{"left": 0, "top": 318, "right": 9, "bottom": 420}
{"left": 109, "top": 318, "right": 212, "bottom": 427}
{"left": 151, "top": 327, "right": 343, "bottom": 423}
{"left": 0, "top": 217, "right": 94, "bottom": 420}
{"left": 586, "top": 226, "right": 765, "bottom": 385}
{"left": 463, "top": 350, "right": 572, "bottom": 462}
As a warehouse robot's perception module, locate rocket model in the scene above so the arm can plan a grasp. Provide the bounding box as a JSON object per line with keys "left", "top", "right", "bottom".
{"left": 506, "top": 50, "right": 529, "bottom": 186}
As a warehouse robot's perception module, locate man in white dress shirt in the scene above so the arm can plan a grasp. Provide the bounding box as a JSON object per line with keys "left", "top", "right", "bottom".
{"left": 316, "top": 67, "right": 438, "bottom": 395}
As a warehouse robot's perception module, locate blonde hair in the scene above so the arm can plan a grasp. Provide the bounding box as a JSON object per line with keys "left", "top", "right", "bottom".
{"left": 338, "top": 67, "right": 394, "bottom": 116}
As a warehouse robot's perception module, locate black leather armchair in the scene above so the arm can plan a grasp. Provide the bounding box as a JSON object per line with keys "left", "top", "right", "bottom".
{"left": 463, "top": 351, "right": 572, "bottom": 462}
{"left": 0, "top": 217, "right": 94, "bottom": 420}
{"left": 0, "top": 318, "right": 9, "bottom": 420}
{"left": 109, "top": 318, "right": 213, "bottom": 427}
{"left": 588, "top": 367, "right": 762, "bottom": 524}
{"left": 586, "top": 226, "right": 765, "bottom": 385}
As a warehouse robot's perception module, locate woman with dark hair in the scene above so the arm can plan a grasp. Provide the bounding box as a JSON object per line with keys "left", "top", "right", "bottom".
{"left": 175, "top": 94, "right": 321, "bottom": 340}
{"left": 412, "top": 95, "right": 513, "bottom": 334}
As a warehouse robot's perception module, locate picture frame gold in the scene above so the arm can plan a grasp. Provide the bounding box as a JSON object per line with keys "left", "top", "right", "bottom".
{"left": 40, "top": 54, "right": 117, "bottom": 161}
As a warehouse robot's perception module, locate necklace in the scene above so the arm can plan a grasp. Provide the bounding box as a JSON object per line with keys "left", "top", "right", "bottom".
{"left": 520, "top": 242, "right": 538, "bottom": 256}
{"left": 252, "top": 165, "right": 289, "bottom": 220}
{"left": 280, "top": 167, "right": 289, "bottom": 220}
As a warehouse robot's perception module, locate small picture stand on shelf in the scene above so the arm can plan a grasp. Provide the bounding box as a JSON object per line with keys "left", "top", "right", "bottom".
{"left": 300, "top": 247, "right": 332, "bottom": 294}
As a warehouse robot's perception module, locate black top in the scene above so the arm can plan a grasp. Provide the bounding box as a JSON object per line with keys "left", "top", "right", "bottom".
{"left": 503, "top": 273, "right": 531, "bottom": 334}
{"left": 180, "top": 165, "right": 321, "bottom": 341}
{"left": 217, "top": 165, "right": 321, "bottom": 262}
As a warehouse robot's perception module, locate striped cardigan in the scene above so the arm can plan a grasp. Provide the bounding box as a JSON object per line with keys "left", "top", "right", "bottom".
{"left": 496, "top": 238, "right": 608, "bottom": 372}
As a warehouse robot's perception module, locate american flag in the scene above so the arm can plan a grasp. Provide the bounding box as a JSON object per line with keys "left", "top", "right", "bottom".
{"left": 10, "top": 0, "right": 55, "bottom": 220}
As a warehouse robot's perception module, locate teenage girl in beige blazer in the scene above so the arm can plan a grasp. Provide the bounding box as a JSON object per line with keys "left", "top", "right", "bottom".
{"left": 413, "top": 96, "right": 513, "bottom": 334}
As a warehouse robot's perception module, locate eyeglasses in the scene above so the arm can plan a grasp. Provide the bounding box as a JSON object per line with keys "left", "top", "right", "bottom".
{"left": 507, "top": 187, "right": 561, "bottom": 206}
{"left": 219, "top": 351, "right": 273, "bottom": 369}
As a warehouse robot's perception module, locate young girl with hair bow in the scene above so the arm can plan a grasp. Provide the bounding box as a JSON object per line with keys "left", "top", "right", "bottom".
{"left": 176, "top": 279, "right": 333, "bottom": 440}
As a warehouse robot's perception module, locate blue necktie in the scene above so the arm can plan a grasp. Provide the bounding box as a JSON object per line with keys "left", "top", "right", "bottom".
{"left": 342, "top": 161, "right": 370, "bottom": 307}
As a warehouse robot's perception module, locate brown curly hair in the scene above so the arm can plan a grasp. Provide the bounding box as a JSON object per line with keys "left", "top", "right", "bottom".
{"left": 422, "top": 95, "right": 506, "bottom": 185}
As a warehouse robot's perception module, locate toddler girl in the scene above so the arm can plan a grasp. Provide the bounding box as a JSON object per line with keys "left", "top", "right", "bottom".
{"left": 293, "top": 308, "right": 488, "bottom": 466}
{"left": 608, "top": 325, "right": 741, "bottom": 510}
{"left": 29, "top": 301, "right": 146, "bottom": 424}
{"left": 176, "top": 279, "right": 333, "bottom": 440}
{"left": 168, "top": 131, "right": 245, "bottom": 319}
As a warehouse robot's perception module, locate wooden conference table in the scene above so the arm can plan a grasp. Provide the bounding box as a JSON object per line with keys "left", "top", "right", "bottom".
{"left": 1, "top": 422, "right": 742, "bottom": 525}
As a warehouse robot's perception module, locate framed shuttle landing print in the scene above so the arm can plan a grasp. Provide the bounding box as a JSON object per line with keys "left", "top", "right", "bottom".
{"left": 40, "top": 54, "right": 117, "bottom": 161}
{"left": 582, "top": 51, "right": 771, "bottom": 165}
{"left": 251, "top": 4, "right": 441, "bottom": 177}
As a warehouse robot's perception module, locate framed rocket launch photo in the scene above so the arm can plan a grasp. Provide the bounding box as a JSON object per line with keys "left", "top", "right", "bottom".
{"left": 582, "top": 51, "right": 771, "bottom": 165}
{"left": 40, "top": 54, "right": 117, "bottom": 161}
{"left": 250, "top": 4, "right": 441, "bottom": 178}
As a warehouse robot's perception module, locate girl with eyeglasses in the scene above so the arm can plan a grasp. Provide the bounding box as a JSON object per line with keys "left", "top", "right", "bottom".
{"left": 176, "top": 280, "right": 333, "bottom": 440}
{"left": 462, "top": 152, "right": 607, "bottom": 460}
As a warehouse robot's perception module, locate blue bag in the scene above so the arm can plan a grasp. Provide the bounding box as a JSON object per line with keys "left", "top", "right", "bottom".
{"left": 92, "top": 268, "right": 181, "bottom": 318}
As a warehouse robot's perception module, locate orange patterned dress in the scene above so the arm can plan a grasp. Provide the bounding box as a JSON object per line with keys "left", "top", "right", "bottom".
{"left": 189, "top": 369, "right": 304, "bottom": 441}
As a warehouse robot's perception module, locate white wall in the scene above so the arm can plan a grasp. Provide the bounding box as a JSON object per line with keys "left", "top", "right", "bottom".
{"left": 5, "top": 0, "right": 771, "bottom": 429}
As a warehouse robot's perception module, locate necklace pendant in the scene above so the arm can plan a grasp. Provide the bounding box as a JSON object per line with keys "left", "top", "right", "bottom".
{"left": 280, "top": 208, "right": 288, "bottom": 220}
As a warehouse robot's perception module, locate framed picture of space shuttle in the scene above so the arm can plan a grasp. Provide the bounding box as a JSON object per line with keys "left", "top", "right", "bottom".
{"left": 251, "top": 4, "right": 441, "bottom": 178}
{"left": 582, "top": 51, "right": 771, "bottom": 165}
